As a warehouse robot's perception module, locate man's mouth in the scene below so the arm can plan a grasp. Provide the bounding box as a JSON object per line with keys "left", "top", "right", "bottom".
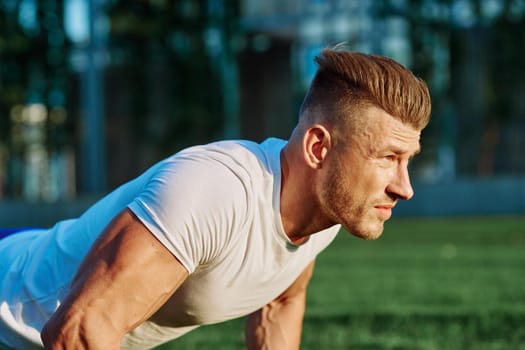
{"left": 374, "top": 204, "right": 395, "bottom": 219}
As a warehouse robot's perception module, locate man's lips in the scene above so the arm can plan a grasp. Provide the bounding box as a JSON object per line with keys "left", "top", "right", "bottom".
{"left": 374, "top": 204, "right": 395, "bottom": 219}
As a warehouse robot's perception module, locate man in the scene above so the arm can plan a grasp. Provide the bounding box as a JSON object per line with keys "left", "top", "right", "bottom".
{"left": 0, "top": 47, "right": 431, "bottom": 349}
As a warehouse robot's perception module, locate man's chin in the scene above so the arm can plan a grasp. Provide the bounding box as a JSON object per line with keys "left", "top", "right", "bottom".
{"left": 344, "top": 222, "right": 384, "bottom": 240}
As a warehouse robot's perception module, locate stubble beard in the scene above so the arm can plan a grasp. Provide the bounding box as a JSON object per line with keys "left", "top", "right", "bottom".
{"left": 318, "top": 164, "right": 386, "bottom": 240}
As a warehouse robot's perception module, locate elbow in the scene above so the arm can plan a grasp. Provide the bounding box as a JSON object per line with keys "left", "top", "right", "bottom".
{"left": 40, "top": 309, "right": 122, "bottom": 349}
{"left": 40, "top": 312, "right": 80, "bottom": 350}
{"left": 40, "top": 318, "right": 61, "bottom": 349}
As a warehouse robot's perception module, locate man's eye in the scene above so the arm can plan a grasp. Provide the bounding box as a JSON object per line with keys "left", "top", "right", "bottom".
{"left": 385, "top": 155, "right": 396, "bottom": 161}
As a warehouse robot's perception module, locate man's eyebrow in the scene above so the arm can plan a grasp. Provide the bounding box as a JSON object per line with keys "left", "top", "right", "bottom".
{"left": 383, "top": 146, "right": 420, "bottom": 160}
{"left": 387, "top": 146, "right": 420, "bottom": 156}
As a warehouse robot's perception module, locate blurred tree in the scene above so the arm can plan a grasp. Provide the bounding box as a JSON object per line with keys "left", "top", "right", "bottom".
{"left": 395, "top": 0, "right": 525, "bottom": 178}
{"left": 0, "top": 2, "right": 29, "bottom": 143}
{"left": 2, "top": 0, "right": 524, "bottom": 199}
{"left": 0, "top": 0, "right": 73, "bottom": 199}
{"left": 450, "top": 0, "right": 525, "bottom": 176}
{"left": 102, "top": 0, "right": 241, "bottom": 185}
{"left": 485, "top": 8, "right": 525, "bottom": 174}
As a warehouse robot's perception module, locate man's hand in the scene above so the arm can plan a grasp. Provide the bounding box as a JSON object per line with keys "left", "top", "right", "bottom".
{"left": 41, "top": 209, "right": 189, "bottom": 349}
{"left": 245, "top": 260, "right": 315, "bottom": 350}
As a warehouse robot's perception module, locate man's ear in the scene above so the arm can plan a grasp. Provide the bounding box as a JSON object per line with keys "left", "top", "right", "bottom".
{"left": 303, "top": 125, "right": 331, "bottom": 169}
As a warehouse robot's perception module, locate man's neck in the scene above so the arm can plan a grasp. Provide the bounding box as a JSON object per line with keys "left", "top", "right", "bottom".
{"left": 279, "top": 145, "right": 334, "bottom": 241}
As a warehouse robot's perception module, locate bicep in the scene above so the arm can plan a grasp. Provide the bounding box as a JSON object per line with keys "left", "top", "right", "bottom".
{"left": 129, "top": 158, "right": 249, "bottom": 272}
{"left": 278, "top": 260, "right": 316, "bottom": 303}
{"left": 42, "top": 208, "right": 188, "bottom": 349}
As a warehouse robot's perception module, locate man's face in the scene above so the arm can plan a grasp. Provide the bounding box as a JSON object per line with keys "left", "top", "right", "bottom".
{"left": 318, "top": 105, "right": 421, "bottom": 240}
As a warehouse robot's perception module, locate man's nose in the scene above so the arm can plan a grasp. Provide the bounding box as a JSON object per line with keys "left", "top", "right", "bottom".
{"left": 387, "top": 165, "right": 414, "bottom": 200}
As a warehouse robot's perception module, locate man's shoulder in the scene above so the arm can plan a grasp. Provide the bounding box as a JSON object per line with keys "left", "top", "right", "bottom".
{"left": 170, "top": 138, "right": 286, "bottom": 176}
{"left": 178, "top": 138, "right": 286, "bottom": 159}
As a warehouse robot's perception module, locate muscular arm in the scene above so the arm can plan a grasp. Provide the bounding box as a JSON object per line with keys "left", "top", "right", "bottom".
{"left": 245, "top": 260, "right": 315, "bottom": 350}
{"left": 41, "top": 208, "right": 189, "bottom": 350}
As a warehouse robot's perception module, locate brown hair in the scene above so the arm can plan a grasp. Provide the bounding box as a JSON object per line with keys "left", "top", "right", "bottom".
{"left": 299, "top": 48, "right": 431, "bottom": 134}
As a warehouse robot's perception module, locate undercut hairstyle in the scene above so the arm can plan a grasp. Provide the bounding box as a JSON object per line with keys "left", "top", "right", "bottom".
{"left": 298, "top": 47, "right": 431, "bottom": 136}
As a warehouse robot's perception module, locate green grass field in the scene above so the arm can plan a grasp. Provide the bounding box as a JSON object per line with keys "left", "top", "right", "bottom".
{"left": 155, "top": 216, "right": 525, "bottom": 349}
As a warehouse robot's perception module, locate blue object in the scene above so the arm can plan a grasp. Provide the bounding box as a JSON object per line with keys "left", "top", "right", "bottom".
{"left": 0, "top": 227, "right": 40, "bottom": 240}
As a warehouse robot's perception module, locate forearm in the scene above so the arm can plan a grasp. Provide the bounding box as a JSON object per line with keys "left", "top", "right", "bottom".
{"left": 245, "top": 297, "right": 306, "bottom": 350}
{"left": 41, "top": 270, "right": 136, "bottom": 350}
{"left": 41, "top": 209, "right": 188, "bottom": 350}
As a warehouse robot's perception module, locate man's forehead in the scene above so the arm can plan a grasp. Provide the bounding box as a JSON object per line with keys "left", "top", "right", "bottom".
{"left": 381, "top": 127, "right": 421, "bottom": 151}
{"left": 363, "top": 108, "right": 420, "bottom": 138}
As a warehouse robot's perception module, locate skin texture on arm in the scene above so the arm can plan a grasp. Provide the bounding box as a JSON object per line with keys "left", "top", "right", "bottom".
{"left": 40, "top": 208, "right": 189, "bottom": 350}
{"left": 245, "top": 260, "right": 315, "bottom": 350}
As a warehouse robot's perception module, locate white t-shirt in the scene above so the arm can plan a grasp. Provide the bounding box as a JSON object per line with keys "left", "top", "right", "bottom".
{"left": 0, "top": 138, "right": 340, "bottom": 349}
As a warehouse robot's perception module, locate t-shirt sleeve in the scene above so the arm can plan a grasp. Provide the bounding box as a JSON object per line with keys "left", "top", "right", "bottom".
{"left": 128, "top": 156, "right": 249, "bottom": 274}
